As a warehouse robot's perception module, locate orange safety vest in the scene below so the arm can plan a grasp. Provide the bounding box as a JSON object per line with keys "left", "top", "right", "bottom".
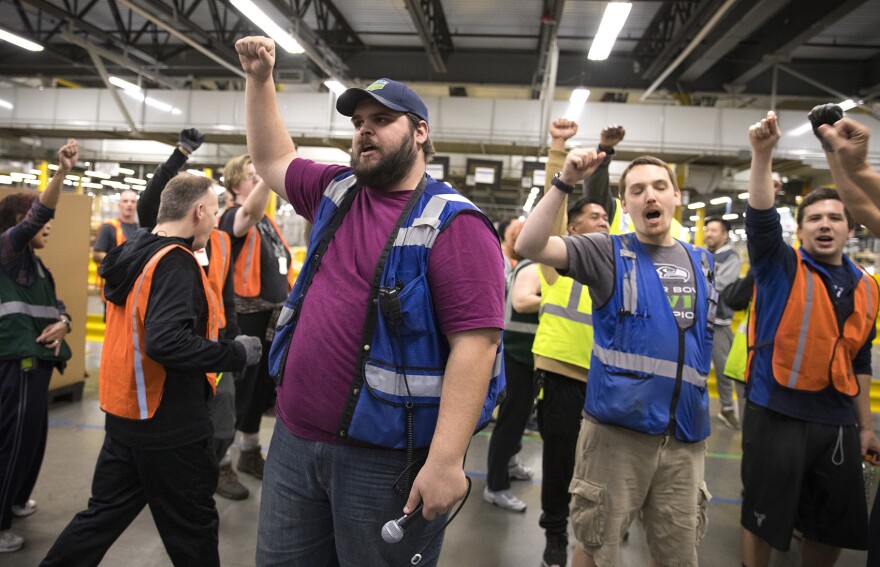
{"left": 96, "top": 219, "right": 129, "bottom": 300}
{"left": 748, "top": 249, "right": 878, "bottom": 396}
{"left": 204, "top": 229, "right": 232, "bottom": 330}
{"left": 233, "top": 216, "right": 290, "bottom": 298}
{"left": 99, "top": 244, "right": 219, "bottom": 420}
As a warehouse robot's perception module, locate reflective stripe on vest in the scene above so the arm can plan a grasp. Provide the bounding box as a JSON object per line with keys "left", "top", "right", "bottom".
{"left": 767, "top": 249, "right": 878, "bottom": 396}
{"left": 0, "top": 301, "right": 60, "bottom": 319}
{"left": 108, "top": 218, "right": 126, "bottom": 246}
{"left": 504, "top": 260, "right": 539, "bottom": 334}
{"left": 532, "top": 268, "right": 593, "bottom": 369}
{"left": 593, "top": 343, "right": 707, "bottom": 388}
{"left": 538, "top": 282, "right": 593, "bottom": 326}
{"left": 205, "top": 229, "right": 231, "bottom": 329}
{"left": 365, "top": 363, "right": 443, "bottom": 398}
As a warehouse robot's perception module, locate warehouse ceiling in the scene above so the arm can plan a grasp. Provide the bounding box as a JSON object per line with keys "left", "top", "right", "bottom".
{"left": 0, "top": 0, "right": 878, "bottom": 219}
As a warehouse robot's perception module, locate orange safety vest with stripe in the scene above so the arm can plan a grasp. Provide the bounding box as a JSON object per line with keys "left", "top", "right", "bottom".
{"left": 204, "top": 229, "right": 232, "bottom": 330}
{"left": 96, "top": 219, "right": 128, "bottom": 301}
{"left": 233, "top": 216, "right": 290, "bottom": 298}
{"left": 747, "top": 249, "right": 878, "bottom": 396}
{"left": 99, "top": 244, "right": 219, "bottom": 420}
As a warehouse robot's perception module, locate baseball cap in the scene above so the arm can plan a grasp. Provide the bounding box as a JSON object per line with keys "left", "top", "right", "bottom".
{"left": 336, "top": 78, "right": 429, "bottom": 124}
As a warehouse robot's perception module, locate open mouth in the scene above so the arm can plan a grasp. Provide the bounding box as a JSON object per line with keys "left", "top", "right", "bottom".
{"left": 360, "top": 143, "right": 378, "bottom": 155}
{"left": 646, "top": 210, "right": 661, "bottom": 220}
{"left": 816, "top": 235, "right": 833, "bottom": 243}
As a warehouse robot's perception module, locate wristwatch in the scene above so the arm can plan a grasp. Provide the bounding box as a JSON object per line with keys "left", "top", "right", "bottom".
{"left": 551, "top": 172, "right": 576, "bottom": 194}
{"left": 59, "top": 315, "right": 71, "bottom": 334}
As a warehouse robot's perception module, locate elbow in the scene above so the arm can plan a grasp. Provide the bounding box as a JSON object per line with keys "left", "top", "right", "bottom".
{"left": 513, "top": 238, "right": 532, "bottom": 260}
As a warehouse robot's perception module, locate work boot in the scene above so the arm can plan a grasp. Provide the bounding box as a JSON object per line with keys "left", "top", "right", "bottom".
{"left": 237, "top": 445, "right": 265, "bottom": 479}
{"left": 0, "top": 531, "right": 24, "bottom": 553}
{"left": 216, "top": 463, "right": 249, "bottom": 500}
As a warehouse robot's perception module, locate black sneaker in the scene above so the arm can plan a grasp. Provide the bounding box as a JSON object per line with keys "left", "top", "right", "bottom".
{"left": 542, "top": 532, "right": 567, "bottom": 567}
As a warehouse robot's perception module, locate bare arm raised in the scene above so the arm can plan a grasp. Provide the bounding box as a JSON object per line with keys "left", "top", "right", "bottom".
{"left": 818, "top": 118, "right": 880, "bottom": 235}
{"left": 747, "top": 111, "right": 781, "bottom": 211}
{"left": 516, "top": 148, "right": 605, "bottom": 269}
{"left": 235, "top": 36, "right": 297, "bottom": 197}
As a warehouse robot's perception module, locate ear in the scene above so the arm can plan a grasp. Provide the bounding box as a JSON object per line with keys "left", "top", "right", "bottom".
{"left": 414, "top": 120, "right": 429, "bottom": 145}
{"left": 620, "top": 194, "right": 629, "bottom": 214}
{"left": 673, "top": 186, "right": 682, "bottom": 207}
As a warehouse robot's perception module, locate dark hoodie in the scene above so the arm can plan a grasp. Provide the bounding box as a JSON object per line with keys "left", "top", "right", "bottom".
{"left": 100, "top": 229, "right": 247, "bottom": 448}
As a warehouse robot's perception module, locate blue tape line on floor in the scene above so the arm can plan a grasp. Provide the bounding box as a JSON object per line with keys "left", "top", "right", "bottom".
{"left": 48, "top": 417, "right": 104, "bottom": 430}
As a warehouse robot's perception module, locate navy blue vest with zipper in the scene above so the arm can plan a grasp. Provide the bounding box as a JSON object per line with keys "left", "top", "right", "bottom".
{"left": 587, "top": 233, "right": 714, "bottom": 442}
{"left": 269, "top": 171, "right": 505, "bottom": 449}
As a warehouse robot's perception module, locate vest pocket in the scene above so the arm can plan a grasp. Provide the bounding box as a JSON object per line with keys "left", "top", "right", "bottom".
{"left": 569, "top": 478, "right": 606, "bottom": 547}
{"left": 397, "top": 275, "right": 432, "bottom": 337}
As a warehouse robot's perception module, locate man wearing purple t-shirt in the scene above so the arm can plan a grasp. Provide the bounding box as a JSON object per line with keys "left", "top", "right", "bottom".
{"left": 236, "top": 36, "right": 505, "bottom": 566}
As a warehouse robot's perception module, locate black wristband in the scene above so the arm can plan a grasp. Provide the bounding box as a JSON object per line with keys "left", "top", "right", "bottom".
{"left": 551, "top": 172, "right": 576, "bottom": 194}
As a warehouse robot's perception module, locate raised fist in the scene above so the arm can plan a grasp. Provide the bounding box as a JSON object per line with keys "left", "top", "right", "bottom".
{"left": 235, "top": 36, "right": 276, "bottom": 82}
{"left": 599, "top": 125, "right": 625, "bottom": 149}
{"left": 748, "top": 111, "right": 781, "bottom": 154}
{"left": 179, "top": 128, "right": 205, "bottom": 155}
{"left": 808, "top": 103, "right": 844, "bottom": 152}
{"left": 57, "top": 139, "right": 79, "bottom": 172}
{"left": 549, "top": 118, "right": 578, "bottom": 142}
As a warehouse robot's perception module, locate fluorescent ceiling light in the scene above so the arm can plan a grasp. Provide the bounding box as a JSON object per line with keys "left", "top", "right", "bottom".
{"left": 109, "top": 76, "right": 141, "bottom": 92}
{"left": 722, "top": 213, "right": 739, "bottom": 220}
{"left": 569, "top": 88, "right": 590, "bottom": 104}
{"left": 0, "top": 27, "right": 44, "bottom": 52}
{"left": 117, "top": 167, "right": 135, "bottom": 176}
{"left": 839, "top": 99, "right": 859, "bottom": 111}
{"left": 85, "top": 170, "right": 111, "bottom": 179}
{"left": 588, "top": 3, "right": 632, "bottom": 61}
{"left": 710, "top": 196, "right": 731, "bottom": 205}
{"left": 689, "top": 215, "right": 700, "bottom": 221}
{"left": 738, "top": 192, "right": 749, "bottom": 200}
{"left": 788, "top": 122, "right": 813, "bottom": 137}
{"left": 231, "top": 0, "right": 305, "bottom": 54}
{"left": 81, "top": 182, "right": 103, "bottom": 189}
{"left": 124, "top": 177, "right": 147, "bottom": 185}
{"left": 687, "top": 201, "right": 705, "bottom": 210}
{"left": 324, "top": 80, "right": 346, "bottom": 96}
{"left": 29, "top": 168, "right": 41, "bottom": 175}
{"left": 0, "top": 99, "right": 13, "bottom": 110}
{"left": 187, "top": 169, "right": 207, "bottom": 177}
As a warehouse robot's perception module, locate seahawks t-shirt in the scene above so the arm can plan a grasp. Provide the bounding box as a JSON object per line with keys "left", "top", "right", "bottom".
{"left": 562, "top": 232, "right": 696, "bottom": 329}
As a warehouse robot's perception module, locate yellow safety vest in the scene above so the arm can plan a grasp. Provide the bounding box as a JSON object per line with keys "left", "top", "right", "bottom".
{"left": 532, "top": 269, "right": 593, "bottom": 369}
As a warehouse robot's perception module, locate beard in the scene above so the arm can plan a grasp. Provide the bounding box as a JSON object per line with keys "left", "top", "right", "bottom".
{"left": 351, "top": 133, "right": 417, "bottom": 190}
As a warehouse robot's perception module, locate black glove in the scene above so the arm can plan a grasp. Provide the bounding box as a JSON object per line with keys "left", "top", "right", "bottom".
{"left": 235, "top": 335, "right": 262, "bottom": 366}
{"left": 178, "top": 128, "right": 205, "bottom": 154}
{"left": 808, "top": 104, "right": 844, "bottom": 152}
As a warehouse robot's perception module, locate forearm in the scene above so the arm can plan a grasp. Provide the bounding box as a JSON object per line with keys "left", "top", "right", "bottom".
{"left": 233, "top": 180, "right": 271, "bottom": 236}
{"left": 138, "top": 149, "right": 189, "bottom": 231}
{"left": 747, "top": 149, "right": 775, "bottom": 210}
{"left": 585, "top": 153, "right": 616, "bottom": 220}
{"left": 832, "top": 159, "right": 880, "bottom": 234}
{"left": 92, "top": 250, "right": 107, "bottom": 264}
{"left": 245, "top": 76, "right": 297, "bottom": 189}
{"left": 856, "top": 374, "right": 874, "bottom": 430}
{"left": 545, "top": 148, "right": 568, "bottom": 237}
{"left": 428, "top": 329, "right": 500, "bottom": 466}
{"left": 39, "top": 165, "right": 69, "bottom": 210}
{"left": 515, "top": 184, "right": 568, "bottom": 266}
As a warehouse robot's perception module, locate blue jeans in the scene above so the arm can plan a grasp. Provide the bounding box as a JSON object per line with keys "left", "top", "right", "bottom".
{"left": 257, "top": 420, "right": 448, "bottom": 567}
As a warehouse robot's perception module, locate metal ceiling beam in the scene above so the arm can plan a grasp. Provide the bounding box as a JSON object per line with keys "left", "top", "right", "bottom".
{"left": 530, "top": 0, "right": 565, "bottom": 100}
{"left": 633, "top": 0, "right": 708, "bottom": 81}
{"left": 20, "top": 0, "right": 163, "bottom": 67}
{"left": 640, "top": 0, "right": 738, "bottom": 101}
{"left": 263, "top": 0, "right": 351, "bottom": 82}
{"left": 61, "top": 29, "right": 180, "bottom": 89}
{"left": 114, "top": 0, "right": 246, "bottom": 79}
{"left": 727, "top": 0, "right": 871, "bottom": 89}
{"left": 402, "top": 0, "right": 453, "bottom": 74}
{"left": 678, "top": 0, "right": 790, "bottom": 83}
{"left": 85, "top": 47, "right": 140, "bottom": 133}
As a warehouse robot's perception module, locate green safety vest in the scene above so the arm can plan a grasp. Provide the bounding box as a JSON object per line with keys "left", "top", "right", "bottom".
{"left": 0, "top": 258, "right": 71, "bottom": 363}
{"left": 503, "top": 260, "right": 539, "bottom": 367}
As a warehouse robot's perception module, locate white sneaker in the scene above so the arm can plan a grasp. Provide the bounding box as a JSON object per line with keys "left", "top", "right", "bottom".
{"left": 508, "top": 458, "right": 534, "bottom": 481}
{"left": 0, "top": 530, "right": 24, "bottom": 553}
{"left": 483, "top": 486, "right": 527, "bottom": 512}
{"left": 11, "top": 499, "right": 36, "bottom": 518}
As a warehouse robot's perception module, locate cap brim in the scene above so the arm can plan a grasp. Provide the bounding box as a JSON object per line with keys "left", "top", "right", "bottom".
{"left": 336, "top": 88, "right": 410, "bottom": 118}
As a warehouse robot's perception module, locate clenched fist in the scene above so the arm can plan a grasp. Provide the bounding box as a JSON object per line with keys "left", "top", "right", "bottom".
{"left": 235, "top": 36, "right": 276, "bottom": 82}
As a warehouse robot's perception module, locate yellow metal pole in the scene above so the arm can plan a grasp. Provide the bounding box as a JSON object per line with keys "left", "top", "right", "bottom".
{"left": 38, "top": 161, "right": 49, "bottom": 191}
{"left": 265, "top": 192, "right": 277, "bottom": 221}
{"left": 695, "top": 207, "right": 705, "bottom": 247}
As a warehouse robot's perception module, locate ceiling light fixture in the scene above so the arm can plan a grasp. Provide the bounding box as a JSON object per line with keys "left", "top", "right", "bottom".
{"left": 588, "top": 3, "right": 632, "bottom": 61}
{"left": 565, "top": 88, "right": 590, "bottom": 120}
{"left": 324, "top": 80, "right": 346, "bottom": 96}
{"left": 687, "top": 201, "right": 705, "bottom": 210}
{"left": 231, "top": 0, "right": 305, "bottom": 54}
{"left": 710, "top": 196, "right": 731, "bottom": 205}
{"left": 0, "top": 27, "right": 44, "bottom": 52}
{"left": 0, "top": 99, "right": 13, "bottom": 110}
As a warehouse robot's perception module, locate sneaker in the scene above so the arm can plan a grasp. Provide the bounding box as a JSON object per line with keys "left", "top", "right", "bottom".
{"left": 0, "top": 531, "right": 24, "bottom": 553}
{"left": 542, "top": 532, "right": 568, "bottom": 567}
{"left": 216, "top": 463, "right": 249, "bottom": 500}
{"left": 11, "top": 499, "right": 36, "bottom": 518}
{"left": 717, "top": 408, "right": 741, "bottom": 430}
{"left": 237, "top": 446, "right": 265, "bottom": 479}
{"left": 482, "top": 486, "right": 527, "bottom": 512}
{"left": 508, "top": 457, "right": 534, "bottom": 481}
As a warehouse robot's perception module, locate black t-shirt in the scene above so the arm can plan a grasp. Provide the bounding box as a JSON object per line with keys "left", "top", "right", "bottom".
{"left": 219, "top": 206, "right": 290, "bottom": 304}
{"left": 94, "top": 221, "right": 139, "bottom": 253}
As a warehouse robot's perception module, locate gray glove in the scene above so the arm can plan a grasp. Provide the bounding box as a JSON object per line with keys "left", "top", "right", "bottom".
{"left": 178, "top": 128, "right": 205, "bottom": 154}
{"left": 235, "top": 335, "right": 262, "bottom": 366}
{"left": 808, "top": 103, "right": 843, "bottom": 152}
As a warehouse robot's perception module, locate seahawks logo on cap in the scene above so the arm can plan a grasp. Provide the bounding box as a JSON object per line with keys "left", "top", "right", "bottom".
{"left": 365, "top": 79, "right": 389, "bottom": 91}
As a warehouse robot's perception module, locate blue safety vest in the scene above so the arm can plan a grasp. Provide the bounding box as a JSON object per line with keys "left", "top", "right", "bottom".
{"left": 269, "top": 171, "right": 505, "bottom": 449}
{"left": 586, "top": 233, "right": 715, "bottom": 442}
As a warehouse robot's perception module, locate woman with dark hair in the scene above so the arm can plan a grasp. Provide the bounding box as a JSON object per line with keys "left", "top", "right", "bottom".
{"left": 0, "top": 139, "right": 78, "bottom": 554}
